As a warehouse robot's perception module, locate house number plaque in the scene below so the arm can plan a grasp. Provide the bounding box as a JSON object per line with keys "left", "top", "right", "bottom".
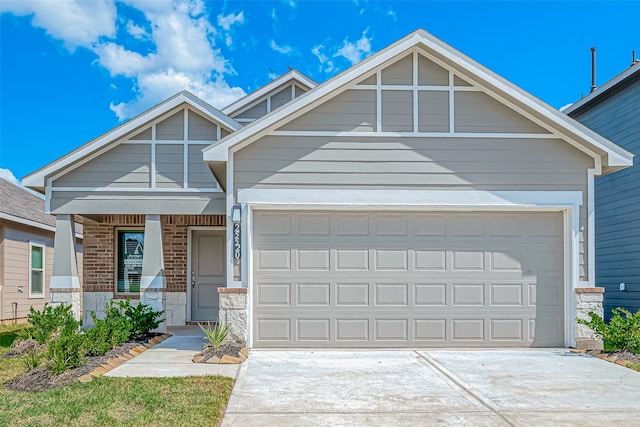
{"left": 233, "top": 223, "right": 241, "bottom": 259}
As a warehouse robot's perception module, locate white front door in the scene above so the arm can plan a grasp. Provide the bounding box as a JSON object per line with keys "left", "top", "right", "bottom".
{"left": 191, "top": 229, "right": 226, "bottom": 321}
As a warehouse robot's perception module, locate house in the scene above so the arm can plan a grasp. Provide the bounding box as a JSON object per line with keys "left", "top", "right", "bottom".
{"left": 0, "top": 178, "right": 83, "bottom": 323}
{"left": 565, "top": 63, "right": 640, "bottom": 317}
{"left": 23, "top": 30, "right": 633, "bottom": 349}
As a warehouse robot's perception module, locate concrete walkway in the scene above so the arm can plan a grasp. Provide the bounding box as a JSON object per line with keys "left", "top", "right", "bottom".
{"left": 223, "top": 349, "right": 640, "bottom": 426}
{"left": 105, "top": 327, "right": 239, "bottom": 379}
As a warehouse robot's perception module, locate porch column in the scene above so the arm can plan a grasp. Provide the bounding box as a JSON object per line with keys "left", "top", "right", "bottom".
{"left": 50, "top": 214, "right": 81, "bottom": 319}
{"left": 140, "top": 214, "right": 166, "bottom": 331}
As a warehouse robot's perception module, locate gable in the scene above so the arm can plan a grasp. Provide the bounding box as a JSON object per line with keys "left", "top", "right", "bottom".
{"left": 277, "top": 51, "right": 549, "bottom": 135}
{"left": 52, "top": 106, "right": 228, "bottom": 191}
{"left": 229, "top": 81, "right": 310, "bottom": 124}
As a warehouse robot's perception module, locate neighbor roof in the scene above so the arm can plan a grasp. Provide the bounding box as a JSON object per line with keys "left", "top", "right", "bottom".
{"left": 203, "top": 29, "right": 633, "bottom": 174}
{"left": 0, "top": 177, "right": 56, "bottom": 230}
{"left": 564, "top": 63, "right": 640, "bottom": 115}
{"left": 23, "top": 91, "right": 242, "bottom": 191}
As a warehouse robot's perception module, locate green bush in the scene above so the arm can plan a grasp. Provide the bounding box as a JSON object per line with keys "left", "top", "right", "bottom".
{"left": 108, "top": 299, "right": 164, "bottom": 340}
{"left": 83, "top": 312, "right": 132, "bottom": 357}
{"left": 47, "top": 329, "right": 86, "bottom": 374}
{"left": 22, "top": 348, "right": 44, "bottom": 370}
{"left": 200, "top": 320, "right": 231, "bottom": 350}
{"left": 578, "top": 307, "right": 640, "bottom": 352}
{"left": 18, "top": 303, "right": 79, "bottom": 345}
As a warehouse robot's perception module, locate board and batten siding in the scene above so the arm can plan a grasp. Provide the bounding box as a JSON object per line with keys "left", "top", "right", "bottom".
{"left": 231, "top": 83, "right": 309, "bottom": 123}
{"left": 570, "top": 77, "right": 640, "bottom": 316}
{"left": 234, "top": 134, "right": 593, "bottom": 280}
{"left": 0, "top": 222, "right": 83, "bottom": 321}
{"left": 49, "top": 106, "right": 225, "bottom": 215}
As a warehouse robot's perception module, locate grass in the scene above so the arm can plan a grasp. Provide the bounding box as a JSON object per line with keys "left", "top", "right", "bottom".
{"left": 0, "top": 324, "right": 32, "bottom": 348}
{"left": 0, "top": 343, "right": 234, "bottom": 427}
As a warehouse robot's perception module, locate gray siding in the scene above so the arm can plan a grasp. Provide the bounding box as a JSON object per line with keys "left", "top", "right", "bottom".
{"left": 381, "top": 54, "right": 413, "bottom": 85}
{"left": 54, "top": 144, "right": 151, "bottom": 188}
{"left": 419, "top": 55, "right": 449, "bottom": 86}
{"left": 571, "top": 77, "right": 640, "bottom": 316}
{"left": 455, "top": 92, "right": 548, "bottom": 134}
{"left": 418, "top": 91, "right": 449, "bottom": 132}
{"left": 156, "top": 144, "right": 183, "bottom": 188}
{"left": 234, "top": 100, "right": 267, "bottom": 121}
{"left": 188, "top": 110, "right": 218, "bottom": 140}
{"left": 280, "top": 90, "right": 376, "bottom": 132}
{"left": 156, "top": 111, "right": 184, "bottom": 140}
{"left": 188, "top": 144, "right": 219, "bottom": 188}
{"left": 270, "top": 86, "right": 293, "bottom": 110}
{"left": 234, "top": 135, "right": 593, "bottom": 279}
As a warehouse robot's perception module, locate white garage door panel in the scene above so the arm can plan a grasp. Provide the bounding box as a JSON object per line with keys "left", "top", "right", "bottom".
{"left": 253, "top": 211, "right": 564, "bottom": 348}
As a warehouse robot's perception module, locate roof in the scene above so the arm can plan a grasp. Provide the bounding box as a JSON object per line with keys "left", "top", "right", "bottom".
{"left": 203, "top": 29, "right": 634, "bottom": 174}
{"left": 0, "top": 178, "right": 81, "bottom": 236}
{"left": 23, "top": 91, "right": 242, "bottom": 191}
{"left": 564, "top": 63, "right": 640, "bottom": 115}
{"left": 221, "top": 69, "right": 317, "bottom": 116}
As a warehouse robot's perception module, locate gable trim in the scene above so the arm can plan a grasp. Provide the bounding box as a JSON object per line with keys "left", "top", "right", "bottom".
{"left": 222, "top": 70, "right": 317, "bottom": 116}
{"left": 24, "top": 92, "right": 240, "bottom": 190}
{"left": 202, "top": 30, "right": 632, "bottom": 171}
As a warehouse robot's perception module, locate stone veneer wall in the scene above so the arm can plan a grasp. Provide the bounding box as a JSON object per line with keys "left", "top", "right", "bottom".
{"left": 218, "top": 288, "right": 248, "bottom": 345}
{"left": 82, "top": 214, "right": 225, "bottom": 326}
{"left": 575, "top": 287, "right": 605, "bottom": 350}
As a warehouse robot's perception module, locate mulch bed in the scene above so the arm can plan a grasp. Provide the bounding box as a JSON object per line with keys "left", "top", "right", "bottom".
{"left": 4, "top": 333, "right": 161, "bottom": 392}
{"left": 606, "top": 350, "right": 640, "bottom": 365}
{"left": 192, "top": 342, "right": 243, "bottom": 363}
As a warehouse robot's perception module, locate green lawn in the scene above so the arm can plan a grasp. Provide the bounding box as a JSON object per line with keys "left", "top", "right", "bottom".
{"left": 0, "top": 332, "right": 234, "bottom": 427}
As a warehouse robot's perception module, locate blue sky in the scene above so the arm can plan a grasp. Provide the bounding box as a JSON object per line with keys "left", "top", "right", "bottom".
{"left": 1, "top": 0, "right": 638, "bottom": 184}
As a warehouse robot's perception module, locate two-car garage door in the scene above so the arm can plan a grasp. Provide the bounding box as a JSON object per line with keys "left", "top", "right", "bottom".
{"left": 252, "top": 211, "right": 564, "bottom": 348}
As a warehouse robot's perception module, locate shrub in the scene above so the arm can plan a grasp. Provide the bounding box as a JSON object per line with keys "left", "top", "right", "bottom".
{"left": 578, "top": 307, "right": 640, "bottom": 352}
{"left": 83, "top": 312, "right": 132, "bottom": 357}
{"left": 22, "top": 348, "right": 44, "bottom": 370}
{"left": 47, "top": 329, "right": 86, "bottom": 374}
{"left": 200, "top": 320, "right": 231, "bottom": 350}
{"left": 108, "top": 299, "right": 164, "bottom": 340}
{"left": 19, "top": 303, "right": 79, "bottom": 345}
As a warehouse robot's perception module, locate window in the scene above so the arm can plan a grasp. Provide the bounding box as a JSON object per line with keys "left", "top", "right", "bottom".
{"left": 29, "top": 243, "right": 45, "bottom": 298}
{"left": 116, "top": 229, "right": 144, "bottom": 294}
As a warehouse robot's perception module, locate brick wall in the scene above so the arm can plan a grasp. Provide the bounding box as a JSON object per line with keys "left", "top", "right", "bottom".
{"left": 83, "top": 214, "right": 225, "bottom": 293}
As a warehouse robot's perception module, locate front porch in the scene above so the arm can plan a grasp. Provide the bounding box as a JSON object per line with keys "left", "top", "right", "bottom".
{"left": 51, "top": 214, "right": 239, "bottom": 332}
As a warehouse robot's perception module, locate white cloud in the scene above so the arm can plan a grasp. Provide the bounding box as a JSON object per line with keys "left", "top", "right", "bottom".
{"left": 311, "top": 44, "right": 336, "bottom": 74}
{"left": 0, "top": 0, "right": 116, "bottom": 49}
{"left": 0, "top": 168, "right": 20, "bottom": 185}
{"left": 387, "top": 9, "right": 397, "bottom": 21}
{"left": 270, "top": 40, "right": 293, "bottom": 55}
{"left": 267, "top": 70, "right": 279, "bottom": 80}
{"left": 335, "top": 29, "right": 372, "bottom": 65}
{"left": 125, "top": 20, "right": 149, "bottom": 40}
{"left": 2, "top": 0, "right": 248, "bottom": 120}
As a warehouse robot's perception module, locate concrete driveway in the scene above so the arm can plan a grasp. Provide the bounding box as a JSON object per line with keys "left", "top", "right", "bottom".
{"left": 222, "top": 350, "right": 640, "bottom": 426}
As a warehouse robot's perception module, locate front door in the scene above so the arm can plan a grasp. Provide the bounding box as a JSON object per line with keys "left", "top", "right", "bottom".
{"left": 191, "top": 229, "right": 226, "bottom": 321}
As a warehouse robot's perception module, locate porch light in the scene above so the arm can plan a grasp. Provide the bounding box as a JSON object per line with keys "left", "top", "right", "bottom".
{"left": 231, "top": 204, "right": 242, "bottom": 222}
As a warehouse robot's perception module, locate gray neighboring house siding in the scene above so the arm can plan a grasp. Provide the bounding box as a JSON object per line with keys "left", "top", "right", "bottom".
{"left": 567, "top": 67, "right": 640, "bottom": 317}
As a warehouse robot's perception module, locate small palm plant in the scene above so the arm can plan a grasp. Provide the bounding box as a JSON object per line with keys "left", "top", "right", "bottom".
{"left": 199, "top": 319, "right": 231, "bottom": 350}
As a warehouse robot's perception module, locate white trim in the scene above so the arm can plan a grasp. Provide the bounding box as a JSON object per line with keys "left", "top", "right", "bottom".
{"left": 240, "top": 190, "right": 582, "bottom": 348}
{"left": 226, "top": 152, "right": 235, "bottom": 288}
{"left": 28, "top": 241, "right": 45, "bottom": 299}
{"left": 222, "top": 70, "right": 317, "bottom": 116}
{"left": 375, "top": 70, "right": 382, "bottom": 132}
{"left": 0, "top": 212, "right": 83, "bottom": 239}
{"left": 587, "top": 168, "right": 596, "bottom": 286}
{"left": 124, "top": 139, "right": 218, "bottom": 145}
{"left": 150, "top": 125, "right": 156, "bottom": 188}
{"left": 202, "top": 30, "right": 632, "bottom": 171}
{"left": 24, "top": 92, "right": 241, "bottom": 189}
{"left": 49, "top": 276, "right": 81, "bottom": 289}
{"left": 267, "top": 130, "right": 558, "bottom": 139}
{"left": 266, "top": 95, "right": 271, "bottom": 114}
{"left": 352, "top": 84, "right": 481, "bottom": 92}
{"left": 235, "top": 118, "right": 255, "bottom": 123}
{"left": 50, "top": 187, "right": 220, "bottom": 193}
{"left": 412, "top": 51, "right": 418, "bottom": 133}
{"left": 238, "top": 189, "right": 583, "bottom": 207}
{"left": 448, "top": 70, "right": 455, "bottom": 134}
{"left": 183, "top": 109, "right": 189, "bottom": 189}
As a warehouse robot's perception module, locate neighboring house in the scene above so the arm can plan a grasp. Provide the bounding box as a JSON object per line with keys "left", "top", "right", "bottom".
{"left": 23, "top": 30, "right": 633, "bottom": 350}
{"left": 565, "top": 63, "right": 640, "bottom": 317}
{"left": 0, "top": 178, "right": 83, "bottom": 323}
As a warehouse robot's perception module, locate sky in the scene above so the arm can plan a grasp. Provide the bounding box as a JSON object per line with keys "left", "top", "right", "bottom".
{"left": 0, "top": 0, "right": 638, "bottom": 185}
